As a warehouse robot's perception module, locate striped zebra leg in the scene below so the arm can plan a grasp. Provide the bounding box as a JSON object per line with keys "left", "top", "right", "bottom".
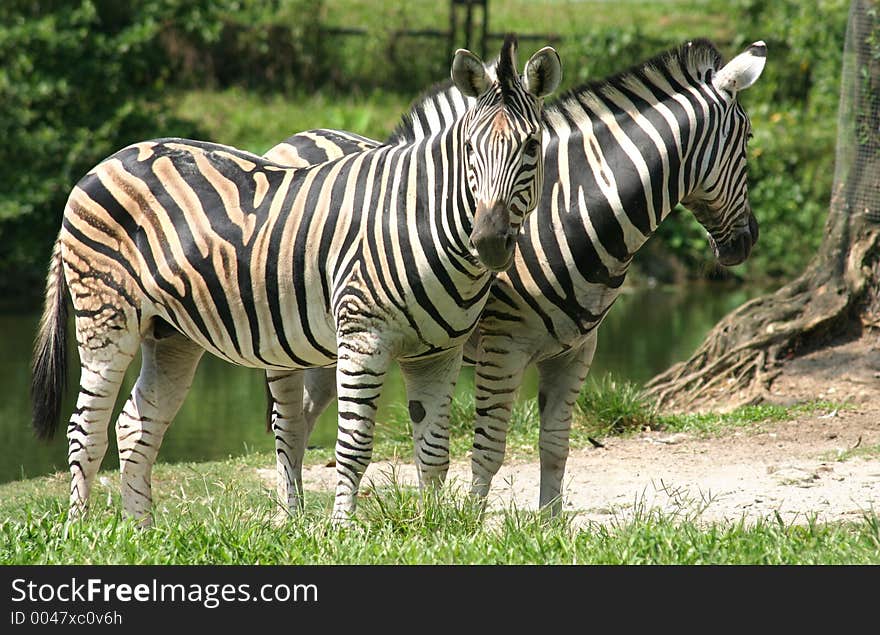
{"left": 470, "top": 342, "right": 530, "bottom": 500}
{"left": 302, "top": 366, "right": 337, "bottom": 438}
{"left": 399, "top": 348, "right": 464, "bottom": 490}
{"left": 267, "top": 367, "right": 336, "bottom": 517}
{"left": 332, "top": 343, "right": 390, "bottom": 523}
{"left": 68, "top": 343, "right": 137, "bottom": 521}
{"left": 64, "top": 251, "right": 142, "bottom": 521}
{"left": 115, "top": 330, "right": 204, "bottom": 525}
{"left": 266, "top": 369, "right": 307, "bottom": 516}
{"left": 535, "top": 334, "right": 596, "bottom": 516}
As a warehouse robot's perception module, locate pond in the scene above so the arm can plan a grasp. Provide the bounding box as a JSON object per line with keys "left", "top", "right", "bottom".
{"left": 1, "top": 282, "right": 763, "bottom": 485}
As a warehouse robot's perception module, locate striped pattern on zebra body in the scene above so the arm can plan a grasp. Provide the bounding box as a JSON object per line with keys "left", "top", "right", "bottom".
{"left": 30, "top": 35, "right": 563, "bottom": 525}
{"left": 267, "top": 39, "right": 767, "bottom": 515}
{"left": 265, "top": 129, "right": 379, "bottom": 167}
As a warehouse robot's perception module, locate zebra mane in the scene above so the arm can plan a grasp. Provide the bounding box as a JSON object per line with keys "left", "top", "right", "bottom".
{"left": 386, "top": 35, "right": 520, "bottom": 146}
{"left": 387, "top": 79, "right": 460, "bottom": 144}
{"left": 548, "top": 39, "right": 724, "bottom": 118}
{"left": 495, "top": 33, "right": 521, "bottom": 101}
{"left": 387, "top": 39, "right": 724, "bottom": 144}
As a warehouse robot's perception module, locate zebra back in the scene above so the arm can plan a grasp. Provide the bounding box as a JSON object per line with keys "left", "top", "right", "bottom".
{"left": 263, "top": 129, "right": 379, "bottom": 166}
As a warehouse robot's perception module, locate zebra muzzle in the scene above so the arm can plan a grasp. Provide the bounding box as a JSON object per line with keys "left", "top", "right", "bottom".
{"left": 471, "top": 201, "right": 516, "bottom": 272}
{"left": 709, "top": 211, "right": 759, "bottom": 267}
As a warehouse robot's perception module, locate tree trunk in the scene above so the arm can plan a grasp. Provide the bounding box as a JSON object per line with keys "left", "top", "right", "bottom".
{"left": 645, "top": 0, "right": 880, "bottom": 411}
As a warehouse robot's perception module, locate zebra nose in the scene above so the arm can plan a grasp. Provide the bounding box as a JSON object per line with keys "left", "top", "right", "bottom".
{"left": 711, "top": 225, "right": 754, "bottom": 267}
{"left": 748, "top": 211, "right": 759, "bottom": 245}
{"left": 471, "top": 201, "right": 515, "bottom": 271}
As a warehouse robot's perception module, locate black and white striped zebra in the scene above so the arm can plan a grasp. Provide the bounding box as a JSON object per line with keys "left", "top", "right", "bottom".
{"left": 30, "top": 36, "right": 563, "bottom": 525}
{"left": 268, "top": 39, "right": 767, "bottom": 514}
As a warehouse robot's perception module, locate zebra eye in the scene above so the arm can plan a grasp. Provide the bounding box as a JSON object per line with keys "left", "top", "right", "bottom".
{"left": 523, "top": 138, "right": 541, "bottom": 156}
{"left": 465, "top": 140, "right": 474, "bottom": 155}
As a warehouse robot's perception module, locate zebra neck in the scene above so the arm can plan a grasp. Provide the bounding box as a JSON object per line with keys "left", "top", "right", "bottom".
{"left": 424, "top": 124, "right": 485, "bottom": 275}
{"left": 382, "top": 125, "right": 490, "bottom": 308}
{"left": 546, "top": 87, "right": 716, "bottom": 271}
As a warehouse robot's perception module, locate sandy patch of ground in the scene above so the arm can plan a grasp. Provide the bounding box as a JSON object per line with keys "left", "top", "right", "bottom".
{"left": 265, "top": 337, "right": 880, "bottom": 527}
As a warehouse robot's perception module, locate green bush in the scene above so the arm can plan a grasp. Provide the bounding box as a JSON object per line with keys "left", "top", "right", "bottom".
{"left": 728, "top": 0, "right": 848, "bottom": 114}
{"left": 0, "top": 0, "right": 205, "bottom": 300}
{"left": 558, "top": 27, "right": 676, "bottom": 89}
{"left": 741, "top": 104, "right": 836, "bottom": 279}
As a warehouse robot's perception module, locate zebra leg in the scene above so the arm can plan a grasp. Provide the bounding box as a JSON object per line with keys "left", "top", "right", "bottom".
{"left": 266, "top": 369, "right": 307, "bottom": 516}
{"left": 303, "top": 366, "right": 337, "bottom": 437}
{"left": 535, "top": 334, "right": 597, "bottom": 516}
{"left": 115, "top": 329, "right": 204, "bottom": 526}
{"left": 331, "top": 343, "right": 390, "bottom": 523}
{"left": 68, "top": 335, "right": 138, "bottom": 521}
{"left": 399, "top": 348, "right": 464, "bottom": 490}
{"left": 470, "top": 343, "right": 530, "bottom": 499}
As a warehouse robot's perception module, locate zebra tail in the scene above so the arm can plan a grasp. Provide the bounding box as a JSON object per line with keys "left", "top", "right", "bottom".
{"left": 31, "top": 238, "right": 68, "bottom": 441}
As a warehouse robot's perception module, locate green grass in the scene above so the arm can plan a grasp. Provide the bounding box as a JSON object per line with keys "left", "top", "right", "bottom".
{"left": 2, "top": 458, "right": 878, "bottom": 564}
{"left": 321, "top": 0, "right": 733, "bottom": 47}
{"left": 1, "top": 382, "right": 867, "bottom": 565}
{"left": 658, "top": 402, "right": 849, "bottom": 434}
{"left": 573, "top": 375, "right": 847, "bottom": 438}
{"left": 576, "top": 375, "right": 656, "bottom": 434}
{"left": 825, "top": 443, "right": 880, "bottom": 463}
{"left": 376, "top": 375, "right": 849, "bottom": 462}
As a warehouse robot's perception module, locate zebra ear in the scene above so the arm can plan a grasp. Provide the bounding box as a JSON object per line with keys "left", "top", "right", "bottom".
{"left": 523, "top": 46, "right": 562, "bottom": 99}
{"left": 452, "top": 49, "right": 491, "bottom": 97}
{"left": 713, "top": 41, "right": 767, "bottom": 95}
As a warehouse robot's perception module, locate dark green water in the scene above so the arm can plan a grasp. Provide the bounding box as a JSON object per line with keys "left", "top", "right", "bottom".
{"left": 1, "top": 283, "right": 760, "bottom": 484}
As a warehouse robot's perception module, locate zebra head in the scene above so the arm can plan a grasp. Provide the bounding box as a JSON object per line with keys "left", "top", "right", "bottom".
{"left": 682, "top": 41, "right": 767, "bottom": 267}
{"left": 451, "top": 35, "right": 562, "bottom": 272}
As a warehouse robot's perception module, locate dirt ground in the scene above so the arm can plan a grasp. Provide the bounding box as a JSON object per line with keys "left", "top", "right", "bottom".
{"left": 293, "top": 337, "right": 880, "bottom": 527}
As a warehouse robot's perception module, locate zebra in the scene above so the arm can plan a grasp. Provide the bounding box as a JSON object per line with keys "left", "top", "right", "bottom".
{"left": 265, "top": 39, "right": 767, "bottom": 515}
{"left": 30, "top": 35, "right": 563, "bottom": 525}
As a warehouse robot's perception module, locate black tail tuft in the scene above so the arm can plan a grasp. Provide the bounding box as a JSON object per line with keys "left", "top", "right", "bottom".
{"left": 31, "top": 240, "right": 68, "bottom": 441}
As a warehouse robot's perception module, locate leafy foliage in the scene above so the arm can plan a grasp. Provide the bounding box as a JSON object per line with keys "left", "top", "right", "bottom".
{"left": 0, "top": 0, "right": 204, "bottom": 299}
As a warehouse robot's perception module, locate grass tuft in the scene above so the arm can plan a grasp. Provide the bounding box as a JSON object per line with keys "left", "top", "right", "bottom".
{"left": 657, "top": 401, "right": 847, "bottom": 435}
{"left": 576, "top": 375, "right": 655, "bottom": 434}
{"left": 825, "top": 442, "right": 880, "bottom": 463}
{"left": 358, "top": 468, "right": 484, "bottom": 537}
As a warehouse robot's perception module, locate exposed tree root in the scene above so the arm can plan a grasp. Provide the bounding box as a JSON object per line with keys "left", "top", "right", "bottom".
{"left": 645, "top": 216, "right": 879, "bottom": 411}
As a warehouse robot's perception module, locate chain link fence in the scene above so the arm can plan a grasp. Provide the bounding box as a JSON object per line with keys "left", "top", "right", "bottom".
{"left": 832, "top": 0, "right": 880, "bottom": 222}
